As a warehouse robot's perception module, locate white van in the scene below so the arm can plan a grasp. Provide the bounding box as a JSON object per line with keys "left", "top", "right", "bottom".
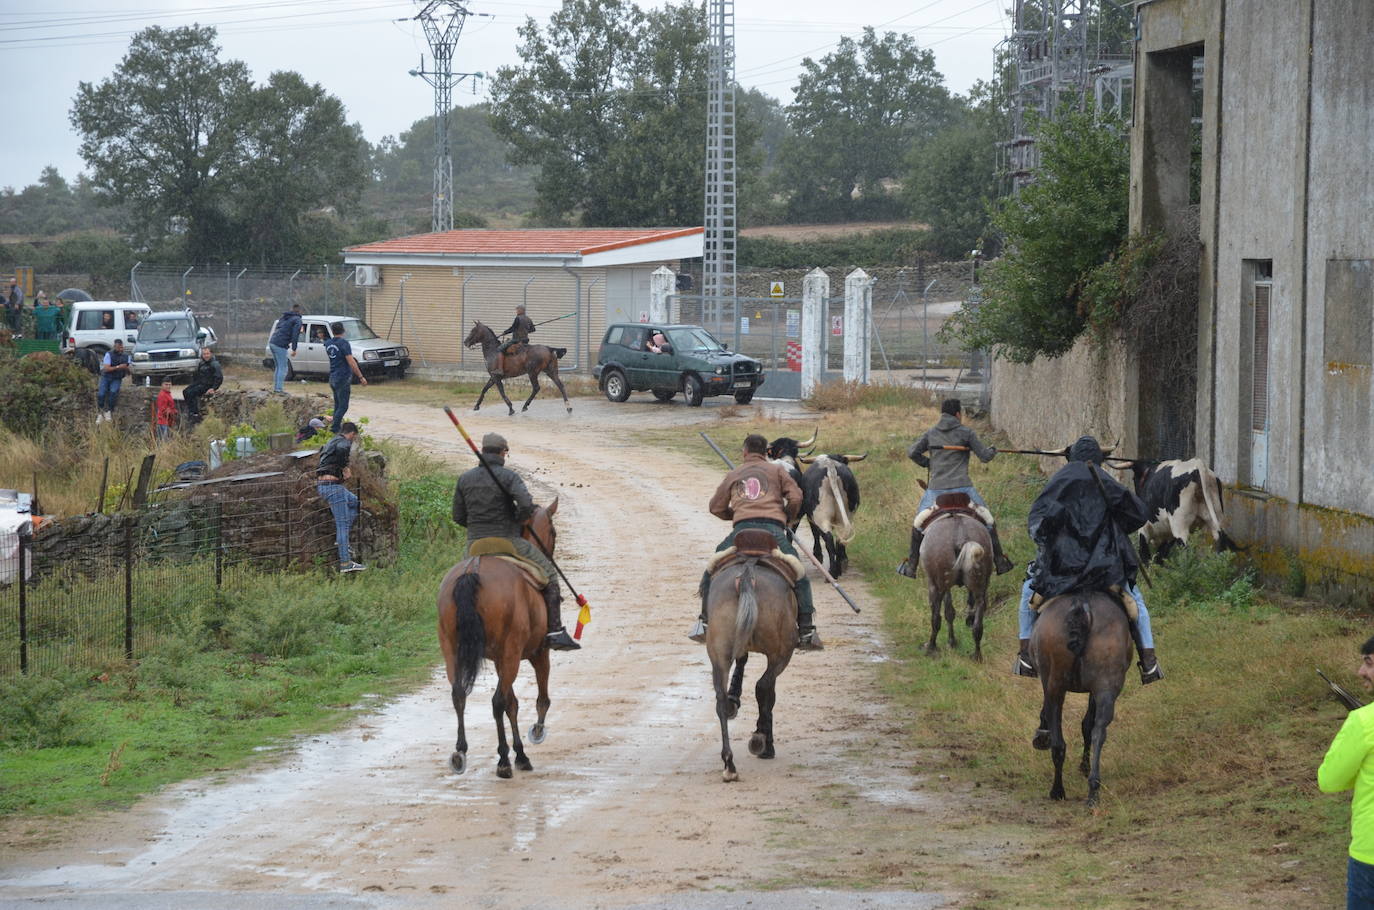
{"left": 61, "top": 301, "right": 152, "bottom": 355}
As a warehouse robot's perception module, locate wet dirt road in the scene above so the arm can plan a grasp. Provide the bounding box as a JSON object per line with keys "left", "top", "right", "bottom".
{"left": 0, "top": 392, "right": 1006, "bottom": 909}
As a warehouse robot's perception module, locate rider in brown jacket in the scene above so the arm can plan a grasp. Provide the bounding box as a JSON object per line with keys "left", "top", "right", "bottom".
{"left": 690, "top": 434, "right": 821, "bottom": 650}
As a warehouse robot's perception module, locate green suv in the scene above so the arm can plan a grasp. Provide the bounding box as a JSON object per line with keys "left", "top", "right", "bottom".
{"left": 594, "top": 323, "right": 765, "bottom": 406}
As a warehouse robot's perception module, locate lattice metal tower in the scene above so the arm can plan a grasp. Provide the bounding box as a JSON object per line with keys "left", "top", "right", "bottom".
{"left": 703, "top": 0, "right": 737, "bottom": 323}
{"left": 412, "top": 0, "right": 482, "bottom": 232}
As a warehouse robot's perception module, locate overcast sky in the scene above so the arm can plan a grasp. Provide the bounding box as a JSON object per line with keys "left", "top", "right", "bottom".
{"left": 0, "top": 0, "right": 1008, "bottom": 191}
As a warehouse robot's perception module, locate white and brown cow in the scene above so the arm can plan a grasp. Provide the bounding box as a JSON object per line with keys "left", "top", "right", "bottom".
{"left": 1128, "top": 458, "right": 1239, "bottom": 563}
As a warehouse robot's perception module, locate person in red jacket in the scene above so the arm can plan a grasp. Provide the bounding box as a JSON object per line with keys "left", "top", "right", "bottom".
{"left": 154, "top": 379, "right": 178, "bottom": 441}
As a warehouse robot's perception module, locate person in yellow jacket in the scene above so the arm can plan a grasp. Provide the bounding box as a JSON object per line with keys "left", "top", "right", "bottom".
{"left": 1319, "top": 636, "right": 1374, "bottom": 909}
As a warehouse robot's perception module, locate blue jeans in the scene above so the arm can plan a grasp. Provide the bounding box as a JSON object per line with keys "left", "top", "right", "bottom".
{"left": 270, "top": 344, "right": 290, "bottom": 392}
{"left": 317, "top": 482, "right": 358, "bottom": 565}
{"left": 917, "top": 485, "right": 988, "bottom": 514}
{"left": 1017, "top": 576, "right": 1152, "bottom": 647}
{"left": 330, "top": 377, "right": 350, "bottom": 432}
{"left": 1349, "top": 856, "right": 1374, "bottom": 910}
{"left": 96, "top": 377, "right": 122, "bottom": 412}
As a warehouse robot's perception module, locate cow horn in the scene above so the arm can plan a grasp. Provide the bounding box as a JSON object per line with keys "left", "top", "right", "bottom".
{"left": 798, "top": 455, "right": 815, "bottom": 464}
{"left": 797, "top": 426, "right": 818, "bottom": 448}
{"left": 844, "top": 452, "right": 868, "bottom": 463}
{"left": 801, "top": 445, "right": 817, "bottom": 457}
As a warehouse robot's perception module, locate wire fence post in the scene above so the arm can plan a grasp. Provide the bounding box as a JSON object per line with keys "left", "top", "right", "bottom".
{"left": 123, "top": 518, "right": 134, "bottom": 661}
{"left": 282, "top": 483, "right": 291, "bottom": 572}
{"left": 17, "top": 531, "right": 28, "bottom": 675}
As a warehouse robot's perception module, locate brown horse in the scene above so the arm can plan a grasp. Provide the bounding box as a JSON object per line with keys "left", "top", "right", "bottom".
{"left": 705, "top": 555, "right": 797, "bottom": 782}
{"left": 463, "top": 321, "right": 572, "bottom": 415}
{"left": 1029, "top": 591, "right": 1133, "bottom": 806}
{"left": 917, "top": 510, "right": 993, "bottom": 660}
{"left": 437, "top": 499, "right": 560, "bottom": 778}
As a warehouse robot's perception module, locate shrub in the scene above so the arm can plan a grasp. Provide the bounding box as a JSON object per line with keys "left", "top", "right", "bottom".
{"left": 0, "top": 673, "right": 88, "bottom": 749}
{"left": 0, "top": 351, "right": 94, "bottom": 438}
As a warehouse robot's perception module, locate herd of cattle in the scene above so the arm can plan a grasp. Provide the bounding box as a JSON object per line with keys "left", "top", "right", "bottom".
{"left": 759, "top": 429, "right": 1238, "bottom": 578}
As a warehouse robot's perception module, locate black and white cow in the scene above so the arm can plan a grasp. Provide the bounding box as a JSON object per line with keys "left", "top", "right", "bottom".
{"left": 1127, "top": 458, "right": 1239, "bottom": 563}
{"left": 799, "top": 452, "right": 865, "bottom": 577}
{"left": 767, "top": 430, "right": 816, "bottom": 533}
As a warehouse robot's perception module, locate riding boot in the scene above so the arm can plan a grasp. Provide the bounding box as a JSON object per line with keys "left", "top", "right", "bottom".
{"left": 896, "top": 528, "right": 923, "bottom": 578}
{"left": 1013, "top": 638, "right": 1037, "bottom": 678}
{"left": 797, "top": 616, "right": 824, "bottom": 651}
{"left": 542, "top": 585, "right": 580, "bottom": 651}
{"left": 1129, "top": 621, "right": 1162, "bottom": 684}
{"left": 988, "top": 525, "right": 1014, "bottom": 575}
{"left": 688, "top": 573, "right": 709, "bottom": 643}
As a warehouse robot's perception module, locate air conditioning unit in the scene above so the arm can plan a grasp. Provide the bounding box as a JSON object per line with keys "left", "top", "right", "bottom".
{"left": 356, "top": 265, "right": 380, "bottom": 287}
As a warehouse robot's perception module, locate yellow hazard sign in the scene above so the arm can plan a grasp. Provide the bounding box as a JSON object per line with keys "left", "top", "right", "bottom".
{"left": 770, "top": 281, "right": 784, "bottom": 298}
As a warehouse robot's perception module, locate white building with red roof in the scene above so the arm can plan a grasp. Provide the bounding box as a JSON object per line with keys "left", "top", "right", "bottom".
{"left": 343, "top": 227, "right": 703, "bottom": 373}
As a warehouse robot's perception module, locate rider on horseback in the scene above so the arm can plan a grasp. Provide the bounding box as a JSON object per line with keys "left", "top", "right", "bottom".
{"left": 1013, "top": 435, "right": 1163, "bottom": 685}
{"left": 900, "top": 398, "right": 1014, "bottom": 577}
{"left": 689, "top": 433, "right": 822, "bottom": 651}
{"left": 452, "top": 432, "right": 580, "bottom": 652}
{"left": 499, "top": 304, "right": 536, "bottom": 356}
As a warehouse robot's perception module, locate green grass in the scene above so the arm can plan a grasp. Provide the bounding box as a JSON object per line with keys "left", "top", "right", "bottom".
{"left": 0, "top": 476, "right": 464, "bottom": 818}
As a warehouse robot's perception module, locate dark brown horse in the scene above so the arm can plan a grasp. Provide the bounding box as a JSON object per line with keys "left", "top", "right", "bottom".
{"left": 705, "top": 554, "right": 797, "bottom": 782}
{"left": 1029, "top": 591, "right": 1133, "bottom": 806}
{"left": 917, "top": 510, "right": 993, "bottom": 660}
{"left": 437, "top": 499, "right": 560, "bottom": 778}
{"left": 463, "top": 321, "right": 572, "bottom": 415}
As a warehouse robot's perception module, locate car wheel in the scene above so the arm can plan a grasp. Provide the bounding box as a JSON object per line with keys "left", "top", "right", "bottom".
{"left": 88, "top": 344, "right": 109, "bottom": 356}
{"left": 682, "top": 374, "right": 704, "bottom": 407}
{"left": 733, "top": 389, "right": 755, "bottom": 405}
{"left": 651, "top": 389, "right": 676, "bottom": 402}
{"left": 603, "top": 369, "right": 631, "bottom": 402}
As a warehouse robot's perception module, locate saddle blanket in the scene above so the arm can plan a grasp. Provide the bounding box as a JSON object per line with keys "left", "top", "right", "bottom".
{"left": 705, "top": 545, "right": 805, "bottom": 584}
{"left": 1029, "top": 586, "right": 1138, "bottom": 622}
{"left": 461, "top": 537, "right": 549, "bottom": 588}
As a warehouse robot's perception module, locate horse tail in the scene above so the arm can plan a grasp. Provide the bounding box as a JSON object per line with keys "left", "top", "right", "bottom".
{"left": 1065, "top": 592, "right": 1094, "bottom": 658}
{"left": 823, "top": 462, "right": 855, "bottom": 545}
{"left": 952, "top": 541, "right": 985, "bottom": 586}
{"left": 552, "top": 347, "right": 567, "bottom": 359}
{"left": 732, "top": 562, "right": 760, "bottom": 661}
{"left": 452, "top": 573, "right": 485, "bottom": 696}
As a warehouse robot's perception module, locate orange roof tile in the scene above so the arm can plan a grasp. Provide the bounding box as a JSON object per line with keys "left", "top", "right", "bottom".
{"left": 346, "top": 227, "right": 702, "bottom": 256}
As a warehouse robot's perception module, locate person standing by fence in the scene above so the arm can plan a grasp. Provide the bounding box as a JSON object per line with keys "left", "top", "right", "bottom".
{"left": 183, "top": 347, "right": 223, "bottom": 424}
{"left": 96, "top": 339, "right": 131, "bottom": 423}
{"left": 325, "top": 323, "right": 366, "bottom": 433}
{"left": 268, "top": 303, "right": 302, "bottom": 393}
{"left": 33, "top": 292, "right": 58, "bottom": 340}
{"left": 316, "top": 421, "right": 365, "bottom": 573}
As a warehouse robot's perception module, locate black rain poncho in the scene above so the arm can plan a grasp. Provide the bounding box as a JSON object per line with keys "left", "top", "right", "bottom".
{"left": 1026, "top": 437, "right": 1149, "bottom": 598}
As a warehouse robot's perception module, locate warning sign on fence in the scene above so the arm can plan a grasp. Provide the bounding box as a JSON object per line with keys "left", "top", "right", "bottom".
{"left": 785, "top": 310, "right": 799, "bottom": 338}
{"left": 831, "top": 315, "right": 843, "bottom": 336}
{"left": 770, "top": 281, "right": 784, "bottom": 297}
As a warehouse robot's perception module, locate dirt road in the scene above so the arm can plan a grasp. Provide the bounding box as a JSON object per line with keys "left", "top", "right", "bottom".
{"left": 0, "top": 392, "right": 1011, "bottom": 909}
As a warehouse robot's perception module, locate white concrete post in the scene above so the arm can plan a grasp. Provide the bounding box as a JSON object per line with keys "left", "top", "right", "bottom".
{"left": 801, "top": 268, "right": 829, "bottom": 398}
{"left": 649, "top": 266, "right": 674, "bottom": 324}
{"left": 843, "top": 268, "right": 872, "bottom": 384}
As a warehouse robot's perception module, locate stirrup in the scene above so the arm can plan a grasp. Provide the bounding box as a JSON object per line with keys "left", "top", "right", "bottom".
{"left": 1139, "top": 659, "right": 1163, "bottom": 685}
{"left": 545, "top": 627, "right": 580, "bottom": 651}
{"left": 687, "top": 618, "right": 707, "bottom": 644}
{"left": 895, "top": 558, "right": 918, "bottom": 579}
{"left": 797, "top": 625, "right": 824, "bottom": 651}
{"left": 1013, "top": 652, "right": 1037, "bottom": 678}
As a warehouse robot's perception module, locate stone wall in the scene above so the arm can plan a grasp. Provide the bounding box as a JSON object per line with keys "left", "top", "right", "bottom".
{"left": 109, "top": 388, "right": 330, "bottom": 439}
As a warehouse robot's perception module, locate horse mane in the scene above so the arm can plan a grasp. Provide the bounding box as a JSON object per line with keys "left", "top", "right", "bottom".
{"left": 1065, "top": 592, "right": 1094, "bottom": 658}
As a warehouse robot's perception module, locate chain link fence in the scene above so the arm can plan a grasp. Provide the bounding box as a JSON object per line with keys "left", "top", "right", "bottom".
{"left": 129, "top": 265, "right": 366, "bottom": 360}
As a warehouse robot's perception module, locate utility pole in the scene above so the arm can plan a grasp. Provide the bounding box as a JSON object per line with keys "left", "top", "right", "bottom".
{"left": 410, "top": 1, "right": 486, "bottom": 233}
{"left": 703, "top": 0, "right": 737, "bottom": 336}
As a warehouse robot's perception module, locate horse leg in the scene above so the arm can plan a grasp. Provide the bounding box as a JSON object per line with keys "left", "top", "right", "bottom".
{"left": 494, "top": 378, "right": 515, "bottom": 416}
{"left": 527, "top": 647, "right": 551, "bottom": 746}
{"left": 970, "top": 587, "right": 986, "bottom": 662}
{"left": 809, "top": 518, "right": 825, "bottom": 567}
{"left": 1085, "top": 691, "right": 1117, "bottom": 807}
{"left": 474, "top": 376, "right": 496, "bottom": 411}
{"left": 546, "top": 363, "right": 572, "bottom": 413}
{"left": 491, "top": 656, "right": 518, "bottom": 778}
{"left": 521, "top": 368, "right": 541, "bottom": 412}
{"left": 944, "top": 591, "right": 958, "bottom": 649}
{"left": 836, "top": 541, "right": 848, "bottom": 577}
{"left": 713, "top": 660, "right": 738, "bottom": 782}
{"left": 449, "top": 679, "right": 469, "bottom": 775}
{"left": 924, "top": 578, "right": 942, "bottom": 655}
{"left": 749, "top": 659, "right": 780, "bottom": 759}
{"left": 1080, "top": 695, "right": 1096, "bottom": 777}
{"left": 726, "top": 653, "right": 748, "bottom": 720}
{"left": 1047, "top": 687, "right": 1067, "bottom": 800}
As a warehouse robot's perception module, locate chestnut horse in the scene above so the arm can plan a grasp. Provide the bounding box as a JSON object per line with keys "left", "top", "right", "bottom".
{"left": 705, "top": 556, "right": 797, "bottom": 782}
{"left": 463, "top": 321, "right": 572, "bottom": 415}
{"left": 1029, "top": 590, "right": 1133, "bottom": 806}
{"left": 917, "top": 510, "right": 993, "bottom": 660}
{"left": 437, "top": 499, "right": 560, "bottom": 778}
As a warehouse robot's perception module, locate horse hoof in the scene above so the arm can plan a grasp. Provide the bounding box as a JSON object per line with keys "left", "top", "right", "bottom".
{"left": 1050, "top": 787, "right": 1065, "bottom": 801}
{"left": 529, "top": 723, "right": 547, "bottom": 744}
{"left": 472, "top": 405, "right": 480, "bottom": 412}
{"left": 924, "top": 644, "right": 939, "bottom": 657}
{"left": 748, "top": 733, "right": 766, "bottom": 756}
{"left": 722, "top": 769, "right": 739, "bottom": 783}
{"left": 726, "top": 697, "right": 740, "bottom": 720}
{"left": 565, "top": 407, "right": 572, "bottom": 414}
{"left": 1031, "top": 729, "right": 1051, "bottom": 751}
{"left": 972, "top": 650, "right": 984, "bottom": 663}
{"left": 758, "top": 745, "right": 776, "bottom": 760}
{"left": 449, "top": 752, "right": 467, "bottom": 775}
{"left": 497, "top": 764, "right": 513, "bottom": 779}
{"left": 516, "top": 757, "right": 533, "bottom": 772}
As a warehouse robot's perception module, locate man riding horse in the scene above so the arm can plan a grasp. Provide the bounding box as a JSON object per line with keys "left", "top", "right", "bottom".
{"left": 689, "top": 433, "right": 822, "bottom": 651}
{"left": 1013, "top": 435, "right": 1163, "bottom": 685}
{"left": 452, "top": 432, "right": 579, "bottom": 651}
{"left": 499, "top": 304, "right": 536, "bottom": 358}
{"left": 900, "top": 398, "right": 1014, "bottom": 577}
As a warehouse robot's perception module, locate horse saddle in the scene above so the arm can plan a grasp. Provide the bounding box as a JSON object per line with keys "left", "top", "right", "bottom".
{"left": 914, "top": 492, "right": 993, "bottom": 532}
{"left": 460, "top": 537, "right": 549, "bottom": 588}
{"left": 1029, "top": 586, "right": 1138, "bottom": 621}
{"left": 706, "top": 529, "right": 805, "bottom": 584}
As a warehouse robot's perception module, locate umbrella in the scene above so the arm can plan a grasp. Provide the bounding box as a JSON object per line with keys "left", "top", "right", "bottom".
{"left": 55, "top": 288, "right": 92, "bottom": 302}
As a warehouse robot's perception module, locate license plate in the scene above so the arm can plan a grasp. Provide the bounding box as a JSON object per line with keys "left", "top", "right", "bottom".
{"left": 732, "top": 380, "right": 751, "bottom": 389}
{"left": 384, "top": 360, "right": 400, "bottom": 367}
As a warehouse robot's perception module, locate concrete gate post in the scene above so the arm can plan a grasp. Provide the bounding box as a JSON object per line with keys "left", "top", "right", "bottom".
{"left": 649, "top": 266, "right": 674, "bottom": 324}
{"left": 843, "top": 268, "right": 872, "bottom": 384}
{"left": 801, "top": 268, "right": 829, "bottom": 398}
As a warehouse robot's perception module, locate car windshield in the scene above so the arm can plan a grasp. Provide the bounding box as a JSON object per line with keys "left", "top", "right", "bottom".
{"left": 333, "top": 320, "right": 379, "bottom": 341}
{"left": 139, "top": 319, "right": 194, "bottom": 343}
{"left": 666, "top": 327, "right": 728, "bottom": 353}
